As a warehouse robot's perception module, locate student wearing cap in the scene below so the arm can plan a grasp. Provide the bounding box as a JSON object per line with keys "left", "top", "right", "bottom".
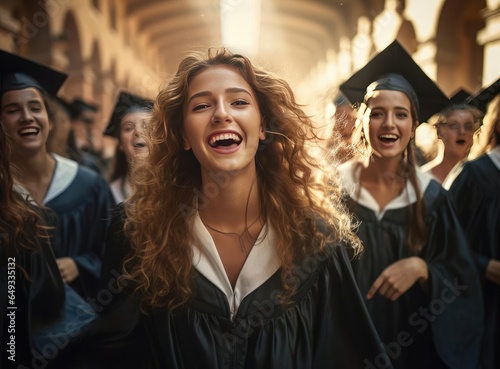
{"left": 0, "top": 49, "right": 114, "bottom": 303}
{"left": 420, "top": 89, "right": 482, "bottom": 188}
{"left": 98, "top": 47, "right": 392, "bottom": 369}
{"left": 104, "top": 91, "right": 152, "bottom": 203}
{"left": 448, "top": 78, "right": 500, "bottom": 369}
{"left": 338, "top": 40, "right": 483, "bottom": 369}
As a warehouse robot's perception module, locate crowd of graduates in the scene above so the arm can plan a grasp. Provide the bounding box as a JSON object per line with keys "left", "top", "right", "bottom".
{"left": 0, "top": 40, "right": 499, "bottom": 369}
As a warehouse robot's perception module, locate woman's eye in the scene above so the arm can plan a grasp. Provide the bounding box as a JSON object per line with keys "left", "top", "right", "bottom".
{"left": 193, "top": 104, "right": 209, "bottom": 111}
{"left": 370, "top": 112, "right": 383, "bottom": 118}
{"left": 232, "top": 100, "right": 248, "bottom": 106}
{"left": 396, "top": 113, "right": 408, "bottom": 118}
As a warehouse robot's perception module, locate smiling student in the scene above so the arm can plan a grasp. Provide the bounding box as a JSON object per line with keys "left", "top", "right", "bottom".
{"left": 0, "top": 49, "right": 114, "bottom": 301}
{"left": 338, "top": 40, "right": 483, "bottom": 369}
{"left": 99, "top": 48, "right": 391, "bottom": 369}
{"left": 104, "top": 91, "right": 152, "bottom": 203}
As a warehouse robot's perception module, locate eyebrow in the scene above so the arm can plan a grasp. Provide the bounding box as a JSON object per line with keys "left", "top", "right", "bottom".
{"left": 2, "top": 99, "right": 43, "bottom": 109}
{"left": 187, "top": 87, "right": 252, "bottom": 104}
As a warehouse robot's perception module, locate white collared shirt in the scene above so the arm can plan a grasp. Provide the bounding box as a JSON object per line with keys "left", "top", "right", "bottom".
{"left": 338, "top": 159, "right": 432, "bottom": 220}
{"left": 191, "top": 213, "right": 280, "bottom": 320}
{"left": 14, "top": 153, "right": 78, "bottom": 205}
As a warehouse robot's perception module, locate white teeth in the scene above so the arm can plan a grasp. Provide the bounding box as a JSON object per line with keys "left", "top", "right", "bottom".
{"left": 379, "top": 134, "right": 398, "bottom": 139}
{"left": 19, "top": 128, "right": 39, "bottom": 135}
{"left": 209, "top": 133, "right": 242, "bottom": 146}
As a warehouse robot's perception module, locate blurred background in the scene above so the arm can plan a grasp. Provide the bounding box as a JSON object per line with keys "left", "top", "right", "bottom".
{"left": 0, "top": 0, "right": 498, "bottom": 156}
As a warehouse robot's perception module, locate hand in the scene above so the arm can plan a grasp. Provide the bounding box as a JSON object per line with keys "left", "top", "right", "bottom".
{"left": 485, "top": 259, "right": 500, "bottom": 285}
{"left": 367, "top": 257, "right": 428, "bottom": 301}
{"left": 56, "top": 257, "right": 80, "bottom": 283}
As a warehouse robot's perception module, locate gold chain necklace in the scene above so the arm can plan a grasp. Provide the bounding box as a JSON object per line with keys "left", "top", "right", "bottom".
{"left": 201, "top": 215, "right": 262, "bottom": 253}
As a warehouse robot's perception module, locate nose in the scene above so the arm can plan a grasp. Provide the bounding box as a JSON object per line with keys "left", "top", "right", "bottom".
{"left": 382, "top": 113, "right": 395, "bottom": 128}
{"left": 20, "top": 107, "right": 34, "bottom": 122}
{"left": 211, "top": 101, "right": 232, "bottom": 124}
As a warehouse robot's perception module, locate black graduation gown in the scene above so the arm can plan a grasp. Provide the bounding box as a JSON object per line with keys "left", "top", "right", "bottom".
{"left": 96, "top": 206, "right": 394, "bottom": 369}
{"left": 345, "top": 180, "right": 484, "bottom": 369}
{"left": 448, "top": 154, "right": 500, "bottom": 369}
{"left": 47, "top": 165, "right": 114, "bottom": 300}
{"left": 1, "top": 210, "right": 98, "bottom": 369}
{"left": 1, "top": 217, "right": 64, "bottom": 368}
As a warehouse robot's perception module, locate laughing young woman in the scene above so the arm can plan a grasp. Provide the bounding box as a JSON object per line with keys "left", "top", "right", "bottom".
{"left": 0, "top": 50, "right": 114, "bottom": 301}
{"left": 338, "top": 41, "right": 483, "bottom": 369}
{"left": 100, "top": 48, "right": 391, "bottom": 369}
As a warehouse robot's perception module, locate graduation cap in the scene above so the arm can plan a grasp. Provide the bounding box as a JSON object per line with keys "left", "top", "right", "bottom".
{"left": 449, "top": 88, "right": 471, "bottom": 105}
{"left": 104, "top": 91, "right": 153, "bottom": 138}
{"left": 339, "top": 40, "right": 449, "bottom": 123}
{"left": 55, "top": 97, "right": 74, "bottom": 116}
{"left": 69, "top": 97, "right": 99, "bottom": 120}
{"left": 466, "top": 77, "right": 500, "bottom": 114}
{"left": 0, "top": 49, "right": 67, "bottom": 96}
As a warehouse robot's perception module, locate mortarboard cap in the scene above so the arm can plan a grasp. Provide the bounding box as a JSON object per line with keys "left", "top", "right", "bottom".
{"left": 104, "top": 91, "right": 153, "bottom": 138}
{"left": 466, "top": 77, "right": 500, "bottom": 114}
{"left": 70, "top": 98, "right": 99, "bottom": 119}
{"left": 0, "top": 49, "right": 67, "bottom": 96}
{"left": 339, "top": 40, "right": 449, "bottom": 123}
{"left": 449, "top": 88, "right": 471, "bottom": 105}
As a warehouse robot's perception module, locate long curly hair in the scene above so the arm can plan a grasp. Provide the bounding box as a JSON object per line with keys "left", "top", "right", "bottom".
{"left": 0, "top": 124, "right": 48, "bottom": 260}
{"left": 123, "top": 47, "right": 361, "bottom": 310}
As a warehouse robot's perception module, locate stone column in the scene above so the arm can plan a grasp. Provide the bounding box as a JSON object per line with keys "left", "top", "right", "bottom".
{"left": 477, "top": 5, "right": 500, "bottom": 85}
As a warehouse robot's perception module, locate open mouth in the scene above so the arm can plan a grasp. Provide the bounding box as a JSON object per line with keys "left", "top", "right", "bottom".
{"left": 455, "top": 139, "right": 466, "bottom": 145}
{"left": 208, "top": 132, "right": 242, "bottom": 148}
{"left": 133, "top": 142, "right": 146, "bottom": 149}
{"left": 18, "top": 127, "right": 40, "bottom": 136}
{"left": 378, "top": 134, "right": 399, "bottom": 143}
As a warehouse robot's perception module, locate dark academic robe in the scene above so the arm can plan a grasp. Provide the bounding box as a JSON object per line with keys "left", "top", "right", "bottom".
{"left": 1, "top": 209, "right": 98, "bottom": 369}
{"left": 44, "top": 154, "right": 114, "bottom": 300}
{"left": 448, "top": 151, "right": 500, "bottom": 369}
{"left": 93, "top": 205, "right": 394, "bottom": 369}
{"left": 1, "top": 232, "right": 64, "bottom": 368}
{"left": 339, "top": 161, "right": 483, "bottom": 369}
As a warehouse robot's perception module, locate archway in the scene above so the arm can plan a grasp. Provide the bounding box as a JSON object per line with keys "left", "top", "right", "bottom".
{"left": 435, "top": 0, "right": 486, "bottom": 95}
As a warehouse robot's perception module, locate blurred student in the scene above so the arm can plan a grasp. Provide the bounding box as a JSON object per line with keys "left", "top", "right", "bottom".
{"left": 449, "top": 78, "right": 500, "bottom": 369}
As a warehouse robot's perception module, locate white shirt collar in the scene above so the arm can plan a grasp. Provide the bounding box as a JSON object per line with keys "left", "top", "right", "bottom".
{"left": 487, "top": 146, "right": 500, "bottom": 172}
{"left": 191, "top": 213, "right": 280, "bottom": 320}
{"left": 110, "top": 177, "right": 131, "bottom": 204}
{"left": 44, "top": 154, "right": 78, "bottom": 204}
{"left": 13, "top": 154, "right": 78, "bottom": 205}
{"left": 338, "top": 159, "right": 432, "bottom": 220}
